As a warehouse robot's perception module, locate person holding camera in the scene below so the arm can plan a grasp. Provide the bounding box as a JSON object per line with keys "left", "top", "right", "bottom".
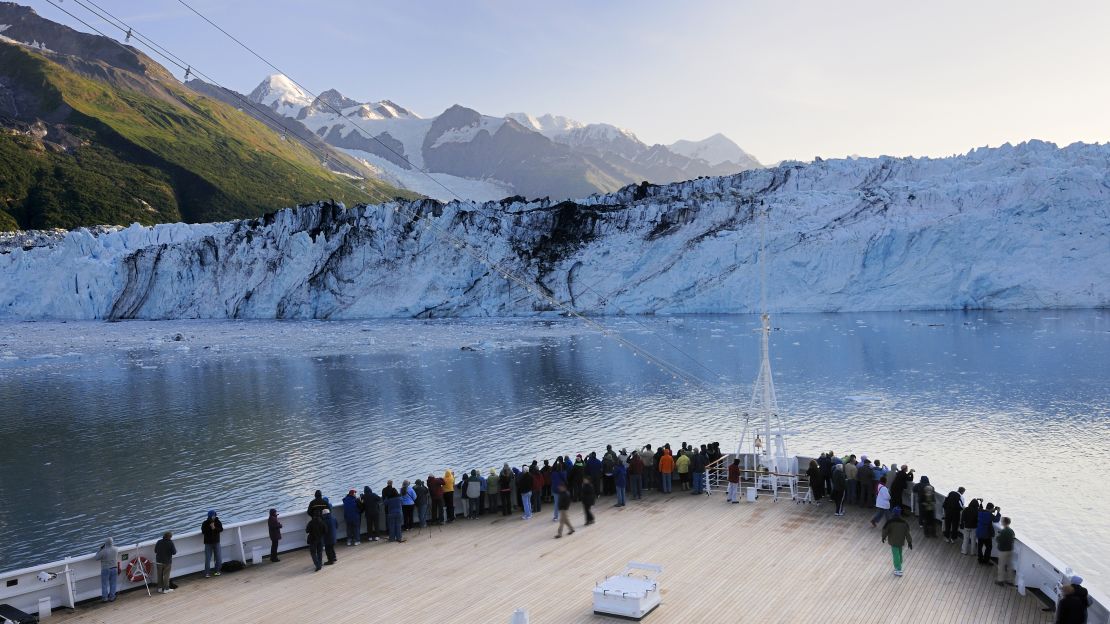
{"left": 976, "top": 502, "right": 1002, "bottom": 564}
{"left": 95, "top": 537, "right": 119, "bottom": 602}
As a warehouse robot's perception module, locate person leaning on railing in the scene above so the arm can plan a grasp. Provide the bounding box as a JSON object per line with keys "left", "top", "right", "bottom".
{"left": 154, "top": 532, "right": 176, "bottom": 593}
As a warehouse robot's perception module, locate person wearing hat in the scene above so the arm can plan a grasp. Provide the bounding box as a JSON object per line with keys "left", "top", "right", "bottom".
{"left": 267, "top": 509, "right": 282, "bottom": 562}
{"left": 881, "top": 506, "right": 913, "bottom": 577}
{"left": 201, "top": 510, "right": 223, "bottom": 577}
{"left": 154, "top": 532, "right": 176, "bottom": 593}
{"left": 1055, "top": 575, "right": 1090, "bottom": 624}
{"left": 342, "top": 489, "right": 362, "bottom": 546}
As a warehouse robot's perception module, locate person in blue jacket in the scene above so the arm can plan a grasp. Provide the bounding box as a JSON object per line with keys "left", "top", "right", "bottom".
{"left": 400, "top": 480, "right": 416, "bottom": 530}
{"left": 342, "top": 489, "right": 362, "bottom": 546}
{"left": 614, "top": 462, "right": 628, "bottom": 507}
{"left": 976, "top": 501, "right": 1002, "bottom": 564}
{"left": 586, "top": 452, "right": 603, "bottom": 495}
{"left": 384, "top": 488, "right": 405, "bottom": 542}
{"left": 551, "top": 458, "right": 567, "bottom": 521}
{"left": 321, "top": 505, "right": 338, "bottom": 565}
{"left": 361, "top": 486, "right": 381, "bottom": 542}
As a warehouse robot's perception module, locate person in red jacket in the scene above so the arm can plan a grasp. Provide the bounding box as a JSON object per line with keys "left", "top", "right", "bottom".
{"left": 727, "top": 458, "right": 741, "bottom": 503}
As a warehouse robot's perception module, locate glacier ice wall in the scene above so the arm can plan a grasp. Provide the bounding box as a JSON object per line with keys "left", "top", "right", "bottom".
{"left": 2, "top": 140, "right": 1108, "bottom": 320}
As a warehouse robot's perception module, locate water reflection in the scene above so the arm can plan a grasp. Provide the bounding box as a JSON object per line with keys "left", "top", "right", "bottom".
{"left": 0, "top": 310, "right": 1107, "bottom": 588}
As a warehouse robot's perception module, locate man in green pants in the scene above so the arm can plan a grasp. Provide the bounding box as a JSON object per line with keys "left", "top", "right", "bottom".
{"left": 882, "top": 506, "right": 913, "bottom": 577}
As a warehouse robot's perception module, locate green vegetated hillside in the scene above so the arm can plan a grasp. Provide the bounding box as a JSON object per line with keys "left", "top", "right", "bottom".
{"left": 0, "top": 40, "right": 412, "bottom": 231}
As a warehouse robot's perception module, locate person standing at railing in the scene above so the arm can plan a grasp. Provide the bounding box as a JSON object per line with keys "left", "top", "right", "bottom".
{"left": 857, "top": 457, "right": 874, "bottom": 507}
{"left": 918, "top": 477, "right": 937, "bottom": 537}
{"left": 659, "top": 448, "right": 674, "bottom": 494}
{"left": 638, "top": 445, "right": 654, "bottom": 492}
{"left": 361, "top": 486, "right": 381, "bottom": 541}
{"left": 414, "top": 479, "right": 430, "bottom": 527}
{"left": 384, "top": 489, "right": 405, "bottom": 543}
{"left": 95, "top": 536, "right": 119, "bottom": 602}
{"left": 831, "top": 463, "right": 847, "bottom": 516}
{"left": 541, "top": 460, "right": 553, "bottom": 504}
{"left": 342, "top": 490, "right": 362, "bottom": 546}
{"left": 806, "top": 460, "right": 824, "bottom": 502}
{"left": 844, "top": 456, "right": 858, "bottom": 506}
{"left": 400, "top": 481, "right": 416, "bottom": 531}
{"left": 426, "top": 475, "right": 444, "bottom": 525}
{"left": 614, "top": 460, "right": 627, "bottom": 507}
{"left": 201, "top": 510, "right": 223, "bottom": 578}
{"left": 154, "top": 532, "right": 176, "bottom": 593}
{"left": 995, "top": 517, "right": 1016, "bottom": 586}
{"left": 629, "top": 451, "right": 644, "bottom": 501}
{"left": 467, "top": 471, "right": 483, "bottom": 519}
{"left": 518, "top": 467, "right": 534, "bottom": 519}
{"left": 691, "top": 445, "right": 707, "bottom": 495}
{"left": 1055, "top": 576, "right": 1090, "bottom": 624}
{"left": 960, "top": 498, "right": 980, "bottom": 555}
{"left": 530, "top": 466, "right": 544, "bottom": 514}
{"left": 942, "top": 487, "right": 965, "bottom": 544}
{"left": 267, "top": 509, "right": 282, "bottom": 562}
{"left": 676, "top": 450, "right": 691, "bottom": 491}
{"left": 569, "top": 455, "right": 585, "bottom": 502}
{"left": 321, "top": 507, "right": 338, "bottom": 564}
{"left": 305, "top": 513, "right": 325, "bottom": 572}
{"left": 726, "top": 458, "right": 740, "bottom": 503}
{"left": 442, "top": 469, "right": 456, "bottom": 523}
{"left": 976, "top": 502, "right": 1002, "bottom": 565}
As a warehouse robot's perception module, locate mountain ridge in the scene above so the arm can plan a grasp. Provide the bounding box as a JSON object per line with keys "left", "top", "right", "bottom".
{"left": 248, "top": 74, "right": 763, "bottom": 201}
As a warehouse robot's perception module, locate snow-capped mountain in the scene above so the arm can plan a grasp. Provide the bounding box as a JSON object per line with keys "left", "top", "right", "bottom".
{"left": 245, "top": 75, "right": 761, "bottom": 201}
{"left": 248, "top": 74, "right": 313, "bottom": 118}
{"left": 3, "top": 140, "right": 1106, "bottom": 320}
{"left": 669, "top": 133, "right": 761, "bottom": 170}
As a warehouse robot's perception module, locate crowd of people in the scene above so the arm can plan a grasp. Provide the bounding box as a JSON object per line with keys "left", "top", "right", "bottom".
{"left": 89, "top": 443, "right": 1092, "bottom": 623}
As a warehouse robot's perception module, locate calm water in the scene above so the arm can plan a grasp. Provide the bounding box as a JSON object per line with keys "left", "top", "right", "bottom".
{"left": 1, "top": 311, "right": 1108, "bottom": 588}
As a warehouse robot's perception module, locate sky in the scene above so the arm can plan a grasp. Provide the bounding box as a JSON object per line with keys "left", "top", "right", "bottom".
{"left": 33, "top": 0, "right": 1110, "bottom": 164}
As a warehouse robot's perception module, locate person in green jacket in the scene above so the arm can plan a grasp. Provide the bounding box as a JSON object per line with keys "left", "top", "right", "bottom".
{"left": 881, "top": 506, "right": 913, "bottom": 577}
{"left": 995, "top": 517, "right": 1016, "bottom": 586}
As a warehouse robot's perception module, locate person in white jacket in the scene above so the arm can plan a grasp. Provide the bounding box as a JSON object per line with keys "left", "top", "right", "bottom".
{"left": 870, "top": 476, "right": 891, "bottom": 527}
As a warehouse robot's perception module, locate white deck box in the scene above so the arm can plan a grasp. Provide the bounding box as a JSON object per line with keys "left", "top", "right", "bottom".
{"left": 592, "top": 562, "right": 663, "bottom": 620}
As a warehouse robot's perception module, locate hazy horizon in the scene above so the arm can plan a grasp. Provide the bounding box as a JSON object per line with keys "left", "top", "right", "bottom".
{"left": 34, "top": 0, "right": 1110, "bottom": 164}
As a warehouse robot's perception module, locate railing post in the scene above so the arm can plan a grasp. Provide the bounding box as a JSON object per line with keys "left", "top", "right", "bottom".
{"left": 236, "top": 526, "right": 247, "bottom": 563}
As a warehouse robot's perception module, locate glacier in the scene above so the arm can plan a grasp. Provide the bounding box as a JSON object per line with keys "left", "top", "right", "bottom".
{"left": 1, "top": 140, "right": 1107, "bottom": 320}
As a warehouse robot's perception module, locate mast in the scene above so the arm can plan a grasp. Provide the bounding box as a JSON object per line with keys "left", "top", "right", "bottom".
{"left": 738, "top": 207, "right": 790, "bottom": 475}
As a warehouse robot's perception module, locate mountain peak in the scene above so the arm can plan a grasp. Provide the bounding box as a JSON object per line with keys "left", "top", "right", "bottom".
{"left": 668, "top": 134, "right": 760, "bottom": 168}
{"left": 248, "top": 74, "right": 313, "bottom": 116}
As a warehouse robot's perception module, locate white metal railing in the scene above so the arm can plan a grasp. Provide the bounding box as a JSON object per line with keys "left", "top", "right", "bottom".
{"left": 1, "top": 455, "right": 1107, "bottom": 622}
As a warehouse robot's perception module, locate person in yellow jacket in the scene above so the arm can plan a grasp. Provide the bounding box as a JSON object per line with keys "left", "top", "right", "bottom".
{"left": 676, "top": 451, "right": 692, "bottom": 490}
{"left": 443, "top": 469, "right": 455, "bottom": 523}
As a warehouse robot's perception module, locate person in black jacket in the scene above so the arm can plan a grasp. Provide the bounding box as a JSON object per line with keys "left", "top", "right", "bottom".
{"left": 267, "top": 509, "right": 282, "bottom": 562}
{"left": 581, "top": 476, "right": 596, "bottom": 526}
{"left": 154, "top": 532, "right": 176, "bottom": 593}
{"left": 307, "top": 490, "right": 327, "bottom": 517}
{"left": 201, "top": 510, "right": 223, "bottom": 578}
{"left": 569, "top": 457, "right": 584, "bottom": 502}
{"left": 942, "top": 487, "right": 965, "bottom": 543}
{"left": 1055, "top": 576, "right": 1090, "bottom": 624}
{"left": 960, "top": 498, "right": 980, "bottom": 555}
{"left": 806, "top": 460, "right": 824, "bottom": 501}
{"left": 361, "top": 486, "right": 381, "bottom": 541}
{"left": 305, "top": 514, "right": 325, "bottom": 572}
{"left": 554, "top": 484, "right": 574, "bottom": 538}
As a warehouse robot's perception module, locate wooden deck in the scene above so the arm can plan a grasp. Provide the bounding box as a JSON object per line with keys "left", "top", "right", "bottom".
{"left": 53, "top": 490, "right": 1052, "bottom": 623}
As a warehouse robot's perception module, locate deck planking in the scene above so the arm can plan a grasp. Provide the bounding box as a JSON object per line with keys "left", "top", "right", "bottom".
{"left": 52, "top": 489, "right": 1052, "bottom": 623}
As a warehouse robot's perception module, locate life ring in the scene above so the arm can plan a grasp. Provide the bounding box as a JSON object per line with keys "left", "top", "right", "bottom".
{"left": 125, "top": 556, "right": 153, "bottom": 582}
